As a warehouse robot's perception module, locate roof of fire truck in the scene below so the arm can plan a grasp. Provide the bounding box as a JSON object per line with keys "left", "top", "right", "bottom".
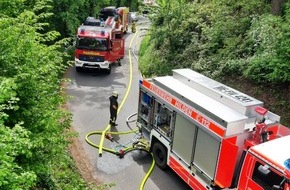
{"left": 77, "top": 25, "right": 112, "bottom": 38}
{"left": 172, "top": 68, "right": 264, "bottom": 116}
{"left": 249, "top": 135, "right": 290, "bottom": 175}
{"left": 144, "top": 69, "right": 281, "bottom": 137}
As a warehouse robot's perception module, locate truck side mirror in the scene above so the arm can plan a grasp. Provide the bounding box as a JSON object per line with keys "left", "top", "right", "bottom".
{"left": 272, "top": 178, "right": 286, "bottom": 190}
{"left": 257, "top": 164, "right": 270, "bottom": 176}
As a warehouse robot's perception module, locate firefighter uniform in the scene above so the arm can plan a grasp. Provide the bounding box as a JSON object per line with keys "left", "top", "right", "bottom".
{"left": 109, "top": 91, "right": 119, "bottom": 126}
{"left": 131, "top": 21, "right": 136, "bottom": 33}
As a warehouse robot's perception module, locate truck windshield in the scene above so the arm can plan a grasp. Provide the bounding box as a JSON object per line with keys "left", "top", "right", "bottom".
{"left": 76, "top": 37, "right": 108, "bottom": 51}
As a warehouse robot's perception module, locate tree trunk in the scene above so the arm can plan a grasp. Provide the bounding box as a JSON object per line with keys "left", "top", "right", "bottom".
{"left": 271, "top": 0, "right": 283, "bottom": 15}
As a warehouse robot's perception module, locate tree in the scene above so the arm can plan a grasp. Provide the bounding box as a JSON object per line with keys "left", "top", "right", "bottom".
{"left": 0, "top": 78, "right": 37, "bottom": 189}
{"left": 271, "top": 0, "right": 283, "bottom": 15}
{"left": 0, "top": 0, "right": 87, "bottom": 189}
{"left": 139, "top": 0, "right": 290, "bottom": 125}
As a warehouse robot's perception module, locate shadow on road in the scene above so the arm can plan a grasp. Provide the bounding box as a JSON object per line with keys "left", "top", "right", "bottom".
{"left": 110, "top": 126, "right": 120, "bottom": 142}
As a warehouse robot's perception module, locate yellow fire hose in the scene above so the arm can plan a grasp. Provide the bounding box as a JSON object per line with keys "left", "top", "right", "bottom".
{"left": 85, "top": 28, "right": 156, "bottom": 190}
{"left": 85, "top": 128, "right": 139, "bottom": 156}
{"left": 85, "top": 118, "right": 155, "bottom": 190}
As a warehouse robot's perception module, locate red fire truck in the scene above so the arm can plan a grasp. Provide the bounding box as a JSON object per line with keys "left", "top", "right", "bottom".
{"left": 74, "top": 7, "right": 129, "bottom": 73}
{"left": 99, "top": 6, "right": 129, "bottom": 33}
{"left": 137, "top": 68, "right": 290, "bottom": 190}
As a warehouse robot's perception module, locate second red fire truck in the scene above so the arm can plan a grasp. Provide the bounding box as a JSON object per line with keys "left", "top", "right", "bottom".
{"left": 137, "top": 68, "right": 290, "bottom": 190}
{"left": 74, "top": 7, "right": 129, "bottom": 73}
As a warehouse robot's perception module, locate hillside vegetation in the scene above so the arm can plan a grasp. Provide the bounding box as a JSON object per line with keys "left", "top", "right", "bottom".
{"left": 139, "top": 0, "right": 290, "bottom": 125}
{"left": 0, "top": 0, "right": 139, "bottom": 189}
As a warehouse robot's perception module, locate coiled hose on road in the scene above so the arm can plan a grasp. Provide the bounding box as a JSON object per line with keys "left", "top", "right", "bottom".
{"left": 85, "top": 113, "right": 155, "bottom": 190}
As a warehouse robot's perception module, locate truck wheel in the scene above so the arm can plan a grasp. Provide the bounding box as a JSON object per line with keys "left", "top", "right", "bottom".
{"left": 152, "top": 142, "right": 167, "bottom": 170}
{"left": 76, "top": 67, "right": 82, "bottom": 72}
{"left": 117, "top": 59, "right": 122, "bottom": 66}
{"left": 105, "top": 66, "right": 111, "bottom": 74}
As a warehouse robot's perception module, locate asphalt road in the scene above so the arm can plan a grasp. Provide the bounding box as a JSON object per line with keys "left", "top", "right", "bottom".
{"left": 66, "top": 17, "right": 192, "bottom": 190}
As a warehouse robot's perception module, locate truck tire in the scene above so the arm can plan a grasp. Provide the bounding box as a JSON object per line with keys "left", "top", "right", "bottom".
{"left": 152, "top": 142, "right": 167, "bottom": 170}
{"left": 105, "top": 65, "right": 111, "bottom": 74}
{"left": 124, "top": 26, "right": 128, "bottom": 34}
{"left": 76, "top": 67, "right": 82, "bottom": 72}
{"left": 117, "top": 59, "right": 122, "bottom": 66}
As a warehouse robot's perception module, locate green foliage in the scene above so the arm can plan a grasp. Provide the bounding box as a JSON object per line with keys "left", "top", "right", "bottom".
{"left": 139, "top": 42, "right": 165, "bottom": 77}
{"left": 0, "top": 124, "right": 37, "bottom": 190}
{"left": 139, "top": 0, "right": 290, "bottom": 125}
{"left": 0, "top": 0, "right": 92, "bottom": 189}
{"left": 48, "top": 0, "right": 140, "bottom": 38}
{"left": 140, "top": 0, "right": 290, "bottom": 83}
{"left": 0, "top": 78, "right": 19, "bottom": 117}
{"left": 244, "top": 14, "right": 290, "bottom": 83}
{"left": 0, "top": 0, "right": 26, "bottom": 17}
{"left": 1, "top": 0, "right": 141, "bottom": 189}
{"left": 0, "top": 78, "right": 36, "bottom": 189}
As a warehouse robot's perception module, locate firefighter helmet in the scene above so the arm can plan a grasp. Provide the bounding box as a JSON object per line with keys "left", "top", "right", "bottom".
{"left": 112, "top": 91, "right": 118, "bottom": 97}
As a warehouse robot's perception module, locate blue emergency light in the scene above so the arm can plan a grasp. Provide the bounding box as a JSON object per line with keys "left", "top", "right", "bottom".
{"left": 284, "top": 158, "right": 290, "bottom": 170}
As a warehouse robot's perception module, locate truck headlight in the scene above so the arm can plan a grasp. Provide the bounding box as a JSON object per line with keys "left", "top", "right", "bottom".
{"left": 102, "top": 62, "right": 109, "bottom": 66}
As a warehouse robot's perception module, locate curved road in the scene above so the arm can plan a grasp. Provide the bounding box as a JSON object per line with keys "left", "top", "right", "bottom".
{"left": 66, "top": 17, "right": 191, "bottom": 190}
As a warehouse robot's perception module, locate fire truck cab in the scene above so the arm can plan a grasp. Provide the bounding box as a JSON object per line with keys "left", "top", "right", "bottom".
{"left": 137, "top": 68, "right": 290, "bottom": 189}
{"left": 74, "top": 6, "right": 128, "bottom": 73}
{"left": 75, "top": 25, "right": 124, "bottom": 73}
{"left": 239, "top": 136, "right": 290, "bottom": 190}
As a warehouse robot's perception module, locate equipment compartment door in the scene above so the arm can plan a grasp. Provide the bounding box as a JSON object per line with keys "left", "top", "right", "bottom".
{"left": 172, "top": 114, "right": 196, "bottom": 165}
{"left": 193, "top": 128, "right": 220, "bottom": 180}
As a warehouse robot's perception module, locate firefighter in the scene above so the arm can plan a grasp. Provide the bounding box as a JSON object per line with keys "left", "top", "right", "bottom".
{"left": 109, "top": 91, "right": 119, "bottom": 126}
{"left": 106, "top": 91, "right": 119, "bottom": 141}
{"left": 131, "top": 20, "right": 136, "bottom": 33}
